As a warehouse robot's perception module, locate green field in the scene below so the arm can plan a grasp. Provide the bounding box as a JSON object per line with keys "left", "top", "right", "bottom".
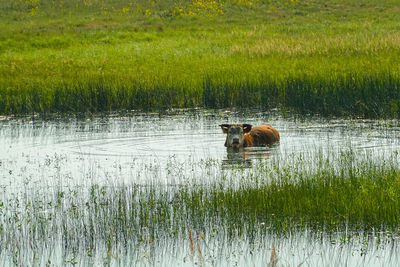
{"left": 1, "top": 0, "right": 400, "bottom": 116}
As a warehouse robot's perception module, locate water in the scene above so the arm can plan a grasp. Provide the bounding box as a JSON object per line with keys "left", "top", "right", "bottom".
{"left": 1, "top": 110, "right": 399, "bottom": 186}
{"left": 1, "top": 111, "right": 399, "bottom": 177}
{"left": 0, "top": 110, "right": 400, "bottom": 266}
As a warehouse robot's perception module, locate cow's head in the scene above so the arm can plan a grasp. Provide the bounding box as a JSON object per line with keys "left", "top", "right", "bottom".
{"left": 219, "top": 124, "right": 252, "bottom": 149}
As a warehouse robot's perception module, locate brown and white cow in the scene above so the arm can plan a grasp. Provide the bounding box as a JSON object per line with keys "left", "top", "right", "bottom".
{"left": 219, "top": 124, "right": 280, "bottom": 149}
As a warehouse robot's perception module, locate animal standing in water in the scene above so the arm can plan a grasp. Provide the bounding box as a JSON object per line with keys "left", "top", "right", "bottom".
{"left": 219, "top": 124, "right": 280, "bottom": 149}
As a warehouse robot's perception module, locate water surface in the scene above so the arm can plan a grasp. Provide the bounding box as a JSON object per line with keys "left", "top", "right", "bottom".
{"left": 1, "top": 110, "right": 400, "bottom": 266}
{"left": 1, "top": 110, "right": 399, "bottom": 185}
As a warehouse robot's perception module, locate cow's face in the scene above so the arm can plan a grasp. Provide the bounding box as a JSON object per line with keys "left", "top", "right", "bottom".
{"left": 219, "top": 124, "right": 252, "bottom": 149}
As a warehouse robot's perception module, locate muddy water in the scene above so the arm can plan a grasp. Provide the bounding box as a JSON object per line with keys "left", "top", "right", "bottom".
{"left": 1, "top": 110, "right": 399, "bottom": 187}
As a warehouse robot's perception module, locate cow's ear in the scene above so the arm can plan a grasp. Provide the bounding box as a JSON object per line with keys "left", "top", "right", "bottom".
{"left": 243, "top": 124, "right": 252, "bottom": 133}
{"left": 219, "top": 124, "right": 230, "bottom": 134}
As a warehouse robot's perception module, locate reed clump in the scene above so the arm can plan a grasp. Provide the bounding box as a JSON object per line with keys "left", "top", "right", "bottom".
{"left": 2, "top": 153, "right": 400, "bottom": 265}
{"left": 1, "top": 71, "right": 399, "bottom": 117}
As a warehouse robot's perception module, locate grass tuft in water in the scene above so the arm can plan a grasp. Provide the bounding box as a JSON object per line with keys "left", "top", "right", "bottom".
{"left": 1, "top": 151, "right": 400, "bottom": 265}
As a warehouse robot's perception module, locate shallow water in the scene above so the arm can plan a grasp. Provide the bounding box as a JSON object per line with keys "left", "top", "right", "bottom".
{"left": 1, "top": 110, "right": 400, "bottom": 266}
{"left": 1, "top": 110, "right": 399, "bottom": 187}
{"left": 1, "top": 110, "right": 399, "bottom": 185}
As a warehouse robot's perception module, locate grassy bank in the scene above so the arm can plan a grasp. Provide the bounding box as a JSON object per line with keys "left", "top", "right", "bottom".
{"left": 1, "top": 0, "right": 400, "bottom": 116}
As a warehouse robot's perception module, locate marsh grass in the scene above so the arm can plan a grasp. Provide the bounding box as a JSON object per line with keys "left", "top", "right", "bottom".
{"left": 1, "top": 0, "right": 400, "bottom": 117}
{"left": 204, "top": 71, "right": 400, "bottom": 117}
{"left": 2, "top": 70, "right": 399, "bottom": 117}
{"left": 1, "top": 149, "right": 400, "bottom": 265}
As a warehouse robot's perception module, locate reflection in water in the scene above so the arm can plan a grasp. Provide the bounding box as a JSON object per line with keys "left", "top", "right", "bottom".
{"left": 222, "top": 146, "right": 274, "bottom": 168}
{"left": 223, "top": 147, "right": 252, "bottom": 167}
{"left": 0, "top": 110, "right": 399, "bottom": 186}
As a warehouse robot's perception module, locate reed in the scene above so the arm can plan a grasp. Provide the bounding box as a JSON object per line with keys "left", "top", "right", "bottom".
{"left": 1, "top": 150, "right": 400, "bottom": 265}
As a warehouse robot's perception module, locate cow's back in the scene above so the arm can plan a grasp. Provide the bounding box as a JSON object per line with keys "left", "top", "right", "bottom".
{"left": 245, "top": 124, "right": 280, "bottom": 147}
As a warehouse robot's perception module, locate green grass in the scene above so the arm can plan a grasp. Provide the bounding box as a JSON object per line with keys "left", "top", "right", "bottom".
{"left": 1, "top": 0, "right": 400, "bottom": 116}
{"left": 2, "top": 150, "right": 400, "bottom": 265}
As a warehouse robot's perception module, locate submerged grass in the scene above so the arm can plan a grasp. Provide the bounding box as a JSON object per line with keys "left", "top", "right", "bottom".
{"left": 1, "top": 150, "right": 400, "bottom": 264}
{"left": 1, "top": 0, "right": 400, "bottom": 117}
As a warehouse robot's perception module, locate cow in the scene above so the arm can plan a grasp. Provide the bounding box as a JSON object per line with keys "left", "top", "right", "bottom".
{"left": 219, "top": 124, "right": 280, "bottom": 149}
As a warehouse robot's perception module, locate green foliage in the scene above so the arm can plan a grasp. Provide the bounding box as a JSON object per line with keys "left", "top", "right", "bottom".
{"left": 1, "top": 0, "right": 400, "bottom": 117}
{"left": 2, "top": 152, "right": 400, "bottom": 263}
{"left": 1, "top": 141, "right": 400, "bottom": 264}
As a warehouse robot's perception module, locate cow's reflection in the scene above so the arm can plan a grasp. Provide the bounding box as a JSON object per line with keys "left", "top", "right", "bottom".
{"left": 222, "top": 147, "right": 272, "bottom": 168}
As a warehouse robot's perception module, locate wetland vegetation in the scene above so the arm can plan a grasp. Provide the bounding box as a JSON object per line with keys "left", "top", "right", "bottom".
{"left": 2, "top": 152, "right": 400, "bottom": 265}
{"left": 1, "top": 0, "right": 400, "bottom": 265}
{"left": 1, "top": 0, "right": 400, "bottom": 116}
{"left": 1, "top": 111, "right": 400, "bottom": 265}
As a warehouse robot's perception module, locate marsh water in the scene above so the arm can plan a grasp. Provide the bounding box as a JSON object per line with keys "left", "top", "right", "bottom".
{"left": 1, "top": 109, "right": 400, "bottom": 266}
{"left": 1, "top": 110, "right": 399, "bottom": 185}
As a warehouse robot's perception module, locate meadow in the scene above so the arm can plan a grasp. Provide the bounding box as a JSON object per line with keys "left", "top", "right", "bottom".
{"left": 1, "top": 0, "right": 400, "bottom": 116}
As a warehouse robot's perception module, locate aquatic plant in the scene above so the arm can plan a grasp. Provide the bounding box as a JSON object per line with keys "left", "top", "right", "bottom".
{"left": 1, "top": 149, "right": 400, "bottom": 265}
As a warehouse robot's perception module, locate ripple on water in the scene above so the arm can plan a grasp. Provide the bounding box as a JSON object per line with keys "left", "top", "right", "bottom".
{"left": 0, "top": 111, "right": 399, "bottom": 185}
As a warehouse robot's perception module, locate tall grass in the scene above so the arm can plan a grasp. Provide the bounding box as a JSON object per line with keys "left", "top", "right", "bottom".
{"left": 1, "top": 71, "right": 399, "bottom": 116}
{"left": 204, "top": 71, "right": 400, "bottom": 117}
{"left": 1, "top": 150, "right": 400, "bottom": 265}
{"left": 1, "top": 0, "right": 400, "bottom": 116}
